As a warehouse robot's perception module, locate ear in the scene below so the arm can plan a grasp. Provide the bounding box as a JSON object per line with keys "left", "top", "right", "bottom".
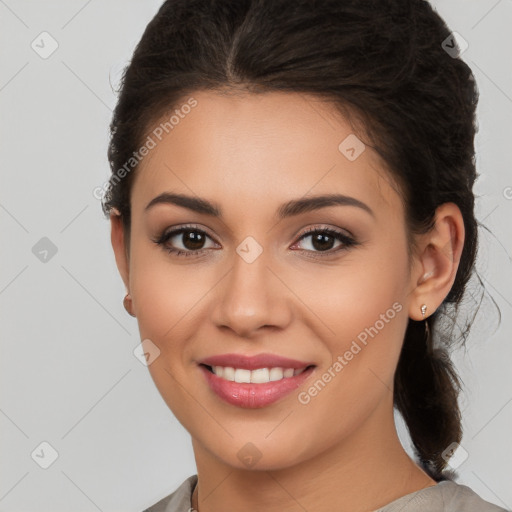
{"left": 110, "top": 209, "right": 130, "bottom": 292}
{"left": 408, "top": 202, "right": 465, "bottom": 320}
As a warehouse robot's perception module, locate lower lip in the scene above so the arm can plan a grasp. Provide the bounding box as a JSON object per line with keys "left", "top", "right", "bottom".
{"left": 199, "top": 365, "right": 316, "bottom": 409}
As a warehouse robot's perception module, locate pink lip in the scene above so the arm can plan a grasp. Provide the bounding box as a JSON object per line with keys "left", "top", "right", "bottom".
{"left": 199, "top": 364, "right": 316, "bottom": 408}
{"left": 198, "top": 352, "right": 315, "bottom": 370}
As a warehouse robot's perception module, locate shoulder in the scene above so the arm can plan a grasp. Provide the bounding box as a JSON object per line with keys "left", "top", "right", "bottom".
{"left": 141, "top": 475, "right": 509, "bottom": 512}
{"left": 142, "top": 474, "right": 198, "bottom": 512}
{"left": 377, "top": 480, "right": 509, "bottom": 512}
{"left": 438, "top": 481, "right": 509, "bottom": 511}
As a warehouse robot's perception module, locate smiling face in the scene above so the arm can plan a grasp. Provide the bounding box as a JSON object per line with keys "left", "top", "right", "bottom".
{"left": 112, "top": 89, "right": 422, "bottom": 470}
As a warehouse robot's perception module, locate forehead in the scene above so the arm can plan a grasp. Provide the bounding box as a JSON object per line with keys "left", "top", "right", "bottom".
{"left": 132, "top": 90, "right": 402, "bottom": 220}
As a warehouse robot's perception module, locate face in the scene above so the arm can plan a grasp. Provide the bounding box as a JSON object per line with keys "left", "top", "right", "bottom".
{"left": 114, "top": 90, "right": 419, "bottom": 470}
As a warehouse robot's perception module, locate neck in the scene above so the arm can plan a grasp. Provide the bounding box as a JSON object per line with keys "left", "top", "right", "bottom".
{"left": 190, "top": 397, "right": 436, "bottom": 512}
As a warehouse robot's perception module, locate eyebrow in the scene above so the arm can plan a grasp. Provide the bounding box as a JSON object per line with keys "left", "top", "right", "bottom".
{"left": 144, "top": 192, "right": 374, "bottom": 219}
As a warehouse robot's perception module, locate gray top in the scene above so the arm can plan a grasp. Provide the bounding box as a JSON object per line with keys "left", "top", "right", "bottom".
{"left": 143, "top": 474, "right": 509, "bottom": 512}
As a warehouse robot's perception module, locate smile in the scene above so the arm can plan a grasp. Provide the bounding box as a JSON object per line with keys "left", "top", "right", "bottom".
{"left": 204, "top": 365, "right": 310, "bottom": 383}
{"left": 199, "top": 364, "right": 316, "bottom": 408}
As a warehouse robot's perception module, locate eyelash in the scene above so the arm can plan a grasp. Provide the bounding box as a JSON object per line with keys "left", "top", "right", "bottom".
{"left": 151, "top": 223, "right": 359, "bottom": 259}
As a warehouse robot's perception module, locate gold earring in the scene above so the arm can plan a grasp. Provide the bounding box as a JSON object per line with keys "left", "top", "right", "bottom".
{"left": 123, "top": 294, "right": 136, "bottom": 317}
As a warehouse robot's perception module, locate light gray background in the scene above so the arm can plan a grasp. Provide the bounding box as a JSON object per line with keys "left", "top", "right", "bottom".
{"left": 1, "top": 1, "right": 511, "bottom": 511}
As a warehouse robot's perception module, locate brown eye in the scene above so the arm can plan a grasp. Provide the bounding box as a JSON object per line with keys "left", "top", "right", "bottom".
{"left": 306, "top": 231, "right": 337, "bottom": 251}
{"left": 152, "top": 225, "right": 218, "bottom": 257}
{"left": 176, "top": 229, "right": 207, "bottom": 250}
{"left": 291, "top": 226, "right": 358, "bottom": 257}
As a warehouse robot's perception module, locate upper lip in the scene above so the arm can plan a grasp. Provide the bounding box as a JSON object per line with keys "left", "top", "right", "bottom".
{"left": 198, "top": 353, "right": 316, "bottom": 370}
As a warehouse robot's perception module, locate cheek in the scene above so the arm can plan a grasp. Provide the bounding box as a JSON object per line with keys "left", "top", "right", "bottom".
{"left": 128, "top": 242, "right": 206, "bottom": 355}
{"left": 302, "top": 238, "right": 409, "bottom": 343}
{"left": 289, "top": 257, "right": 409, "bottom": 452}
{"left": 300, "top": 234, "right": 410, "bottom": 391}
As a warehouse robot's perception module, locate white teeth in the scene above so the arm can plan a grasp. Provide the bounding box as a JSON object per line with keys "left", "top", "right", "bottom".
{"left": 210, "top": 365, "right": 309, "bottom": 383}
{"left": 234, "top": 368, "right": 251, "bottom": 383}
{"left": 269, "top": 367, "right": 284, "bottom": 381}
{"left": 250, "top": 368, "right": 269, "bottom": 383}
{"left": 222, "top": 366, "right": 235, "bottom": 381}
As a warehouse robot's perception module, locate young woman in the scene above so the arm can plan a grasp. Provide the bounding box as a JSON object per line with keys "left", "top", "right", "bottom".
{"left": 103, "top": 0, "right": 508, "bottom": 510}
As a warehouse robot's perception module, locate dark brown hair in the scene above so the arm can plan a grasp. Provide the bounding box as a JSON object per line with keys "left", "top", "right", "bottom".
{"left": 103, "top": 0, "right": 480, "bottom": 481}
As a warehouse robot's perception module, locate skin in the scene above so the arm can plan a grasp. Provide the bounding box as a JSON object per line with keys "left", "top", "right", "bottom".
{"left": 110, "top": 90, "right": 465, "bottom": 512}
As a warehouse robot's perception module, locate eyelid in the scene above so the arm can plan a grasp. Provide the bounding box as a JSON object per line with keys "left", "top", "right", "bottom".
{"left": 157, "top": 223, "right": 218, "bottom": 242}
{"left": 153, "top": 224, "right": 220, "bottom": 251}
{"left": 290, "top": 224, "right": 357, "bottom": 256}
{"left": 295, "top": 223, "right": 355, "bottom": 240}
{"left": 157, "top": 223, "right": 353, "bottom": 242}
{"left": 153, "top": 223, "right": 358, "bottom": 257}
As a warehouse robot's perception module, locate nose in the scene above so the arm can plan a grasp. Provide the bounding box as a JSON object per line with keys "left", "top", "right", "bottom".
{"left": 211, "top": 250, "right": 293, "bottom": 338}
